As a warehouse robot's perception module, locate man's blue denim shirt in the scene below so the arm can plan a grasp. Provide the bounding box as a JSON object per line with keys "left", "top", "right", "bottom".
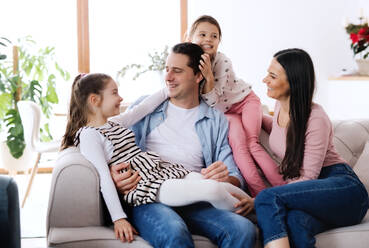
{"left": 129, "top": 97, "right": 245, "bottom": 189}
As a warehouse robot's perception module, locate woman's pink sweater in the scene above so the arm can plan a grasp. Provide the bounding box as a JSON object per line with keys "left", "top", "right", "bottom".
{"left": 264, "top": 102, "right": 346, "bottom": 183}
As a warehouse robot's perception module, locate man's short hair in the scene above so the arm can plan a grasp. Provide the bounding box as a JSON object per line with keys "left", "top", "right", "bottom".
{"left": 172, "top": 42, "right": 204, "bottom": 75}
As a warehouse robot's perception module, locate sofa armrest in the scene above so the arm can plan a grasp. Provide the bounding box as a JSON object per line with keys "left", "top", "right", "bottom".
{"left": 47, "top": 147, "right": 105, "bottom": 235}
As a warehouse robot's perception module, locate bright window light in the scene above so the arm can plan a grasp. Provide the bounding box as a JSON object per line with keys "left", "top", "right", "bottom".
{"left": 89, "top": 0, "right": 180, "bottom": 102}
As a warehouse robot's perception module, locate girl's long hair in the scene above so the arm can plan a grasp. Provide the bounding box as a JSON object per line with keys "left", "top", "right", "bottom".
{"left": 274, "top": 48, "right": 315, "bottom": 179}
{"left": 61, "top": 73, "right": 111, "bottom": 150}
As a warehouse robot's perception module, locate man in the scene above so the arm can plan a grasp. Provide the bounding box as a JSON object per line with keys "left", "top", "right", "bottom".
{"left": 111, "top": 42, "right": 256, "bottom": 248}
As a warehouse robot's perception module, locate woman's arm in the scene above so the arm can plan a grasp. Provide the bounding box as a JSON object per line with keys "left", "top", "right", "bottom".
{"left": 288, "top": 115, "right": 331, "bottom": 183}
{"left": 262, "top": 114, "right": 273, "bottom": 134}
{"left": 79, "top": 129, "right": 127, "bottom": 221}
{"left": 109, "top": 88, "right": 168, "bottom": 127}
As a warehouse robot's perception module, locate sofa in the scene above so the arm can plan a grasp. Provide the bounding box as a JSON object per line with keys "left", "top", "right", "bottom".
{"left": 0, "top": 175, "right": 21, "bottom": 248}
{"left": 46, "top": 119, "right": 369, "bottom": 248}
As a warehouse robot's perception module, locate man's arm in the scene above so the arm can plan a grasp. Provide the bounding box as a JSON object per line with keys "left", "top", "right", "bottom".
{"left": 110, "top": 162, "right": 141, "bottom": 195}
{"left": 201, "top": 111, "right": 246, "bottom": 188}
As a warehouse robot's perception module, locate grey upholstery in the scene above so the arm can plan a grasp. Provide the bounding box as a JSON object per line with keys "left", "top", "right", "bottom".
{"left": 0, "top": 175, "right": 21, "bottom": 248}
{"left": 47, "top": 119, "right": 369, "bottom": 247}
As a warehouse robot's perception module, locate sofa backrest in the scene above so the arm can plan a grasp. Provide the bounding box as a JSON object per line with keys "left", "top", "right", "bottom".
{"left": 331, "top": 120, "right": 369, "bottom": 168}
{"left": 332, "top": 120, "right": 369, "bottom": 193}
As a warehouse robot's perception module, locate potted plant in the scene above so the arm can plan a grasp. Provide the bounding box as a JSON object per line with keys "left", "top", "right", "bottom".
{"left": 117, "top": 45, "right": 168, "bottom": 81}
{"left": 345, "top": 15, "right": 369, "bottom": 75}
{"left": 0, "top": 36, "right": 69, "bottom": 167}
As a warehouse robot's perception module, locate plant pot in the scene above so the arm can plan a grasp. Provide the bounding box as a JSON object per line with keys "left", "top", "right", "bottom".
{"left": 355, "top": 59, "right": 369, "bottom": 76}
{"left": 0, "top": 141, "right": 37, "bottom": 174}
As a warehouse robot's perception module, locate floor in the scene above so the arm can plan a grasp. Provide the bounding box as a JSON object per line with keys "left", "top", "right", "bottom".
{"left": 22, "top": 238, "right": 47, "bottom": 248}
{"left": 9, "top": 155, "right": 56, "bottom": 248}
{"left": 15, "top": 173, "right": 52, "bottom": 248}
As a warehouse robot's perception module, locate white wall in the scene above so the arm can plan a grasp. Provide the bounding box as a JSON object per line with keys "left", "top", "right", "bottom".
{"left": 188, "top": 0, "right": 369, "bottom": 119}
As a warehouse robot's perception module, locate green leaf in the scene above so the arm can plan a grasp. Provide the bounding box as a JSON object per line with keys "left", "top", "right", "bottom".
{"left": 6, "top": 137, "right": 25, "bottom": 158}
{"left": 4, "top": 109, "right": 25, "bottom": 158}
{"left": 23, "top": 80, "right": 42, "bottom": 101}
{"left": 0, "top": 93, "right": 12, "bottom": 119}
{"left": 40, "top": 123, "right": 52, "bottom": 142}
{"left": 46, "top": 85, "right": 58, "bottom": 103}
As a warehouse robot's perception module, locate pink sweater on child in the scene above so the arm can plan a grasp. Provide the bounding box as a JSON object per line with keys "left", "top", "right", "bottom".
{"left": 264, "top": 102, "right": 346, "bottom": 183}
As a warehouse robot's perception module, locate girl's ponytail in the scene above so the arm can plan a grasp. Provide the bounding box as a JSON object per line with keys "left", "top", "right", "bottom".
{"left": 61, "top": 73, "right": 111, "bottom": 150}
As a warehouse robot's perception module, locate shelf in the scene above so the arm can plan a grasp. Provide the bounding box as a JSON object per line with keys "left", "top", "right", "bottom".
{"left": 328, "top": 75, "right": 369, "bottom": 81}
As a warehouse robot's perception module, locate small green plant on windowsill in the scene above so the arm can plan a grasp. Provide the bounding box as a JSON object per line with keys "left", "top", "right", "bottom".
{"left": 117, "top": 45, "right": 168, "bottom": 81}
{"left": 0, "top": 36, "right": 70, "bottom": 158}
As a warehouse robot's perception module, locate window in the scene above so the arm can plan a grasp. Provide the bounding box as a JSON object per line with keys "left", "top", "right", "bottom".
{"left": 89, "top": 0, "right": 180, "bottom": 102}
{"left": 1, "top": 0, "right": 77, "bottom": 113}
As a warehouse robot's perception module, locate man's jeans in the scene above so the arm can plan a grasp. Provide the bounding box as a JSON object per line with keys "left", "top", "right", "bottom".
{"left": 131, "top": 202, "right": 256, "bottom": 248}
{"left": 255, "top": 163, "right": 369, "bottom": 248}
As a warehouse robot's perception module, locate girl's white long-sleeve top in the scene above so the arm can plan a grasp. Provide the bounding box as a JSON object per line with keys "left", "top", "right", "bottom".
{"left": 78, "top": 88, "right": 167, "bottom": 222}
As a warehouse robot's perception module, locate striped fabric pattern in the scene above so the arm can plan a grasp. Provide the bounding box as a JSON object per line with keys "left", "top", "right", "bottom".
{"left": 75, "top": 121, "right": 190, "bottom": 206}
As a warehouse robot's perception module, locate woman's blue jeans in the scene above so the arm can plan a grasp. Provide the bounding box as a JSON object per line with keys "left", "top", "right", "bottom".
{"left": 130, "top": 201, "right": 256, "bottom": 248}
{"left": 255, "top": 163, "right": 369, "bottom": 248}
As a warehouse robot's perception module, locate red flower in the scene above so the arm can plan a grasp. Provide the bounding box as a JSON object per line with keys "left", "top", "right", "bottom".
{"left": 351, "top": 33, "right": 359, "bottom": 43}
{"left": 358, "top": 27, "right": 369, "bottom": 35}
{"left": 345, "top": 19, "right": 369, "bottom": 57}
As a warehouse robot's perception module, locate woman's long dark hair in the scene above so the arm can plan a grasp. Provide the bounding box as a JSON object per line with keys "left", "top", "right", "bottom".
{"left": 61, "top": 73, "right": 111, "bottom": 150}
{"left": 274, "top": 48, "right": 315, "bottom": 179}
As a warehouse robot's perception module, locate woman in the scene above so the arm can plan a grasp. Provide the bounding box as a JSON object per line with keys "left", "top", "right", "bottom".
{"left": 252, "top": 48, "right": 368, "bottom": 248}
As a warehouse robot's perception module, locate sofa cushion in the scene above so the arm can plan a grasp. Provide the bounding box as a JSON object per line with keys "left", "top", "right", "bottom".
{"left": 316, "top": 212, "right": 369, "bottom": 248}
{"left": 48, "top": 226, "right": 152, "bottom": 248}
{"left": 48, "top": 226, "right": 217, "bottom": 248}
{"left": 353, "top": 141, "right": 369, "bottom": 192}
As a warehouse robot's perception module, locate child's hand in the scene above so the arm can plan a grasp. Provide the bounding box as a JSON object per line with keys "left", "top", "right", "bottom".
{"left": 199, "top": 53, "right": 214, "bottom": 94}
{"left": 114, "top": 218, "right": 138, "bottom": 243}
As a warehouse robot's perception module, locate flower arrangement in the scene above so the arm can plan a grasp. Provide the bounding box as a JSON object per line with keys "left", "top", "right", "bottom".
{"left": 345, "top": 17, "right": 369, "bottom": 59}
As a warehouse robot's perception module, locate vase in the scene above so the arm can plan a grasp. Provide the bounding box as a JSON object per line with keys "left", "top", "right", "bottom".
{"left": 355, "top": 59, "right": 369, "bottom": 76}
{"left": 0, "top": 141, "right": 37, "bottom": 175}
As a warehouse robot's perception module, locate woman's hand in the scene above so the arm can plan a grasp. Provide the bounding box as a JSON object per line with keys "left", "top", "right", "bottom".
{"left": 110, "top": 162, "right": 141, "bottom": 195}
{"left": 114, "top": 218, "right": 138, "bottom": 242}
{"left": 199, "top": 53, "right": 214, "bottom": 94}
{"left": 232, "top": 193, "right": 255, "bottom": 216}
